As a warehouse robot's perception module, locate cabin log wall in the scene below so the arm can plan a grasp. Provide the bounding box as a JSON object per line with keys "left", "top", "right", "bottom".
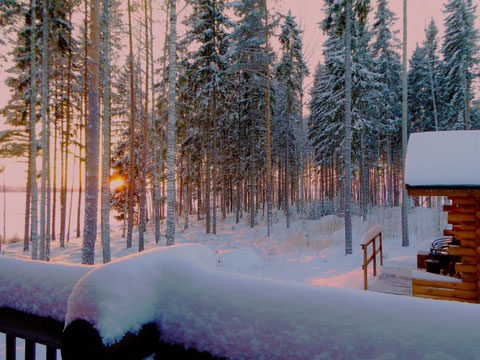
{"left": 412, "top": 195, "right": 480, "bottom": 304}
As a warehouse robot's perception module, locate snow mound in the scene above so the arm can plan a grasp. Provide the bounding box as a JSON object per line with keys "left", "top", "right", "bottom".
{"left": 0, "top": 257, "right": 93, "bottom": 321}
{"left": 216, "top": 247, "right": 263, "bottom": 272}
{"left": 65, "top": 244, "right": 216, "bottom": 345}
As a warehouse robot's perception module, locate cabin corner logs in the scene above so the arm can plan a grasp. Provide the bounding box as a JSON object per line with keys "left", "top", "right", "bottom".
{"left": 412, "top": 194, "right": 480, "bottom": 303}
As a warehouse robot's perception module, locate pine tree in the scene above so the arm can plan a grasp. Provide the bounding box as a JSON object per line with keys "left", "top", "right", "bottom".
{"left": 276, "top": 11, "right": 308, "bottom": 228}
{"left": 408, "top": 20, "right": 441, "bottom": 133}
{"left": 228, "top": 0, "right": 269, "bottom": 228}
{"left": 182, "top": 0, "right": 230, "bottom": 234}
{"left": 440, "top": 0, "right": 479, "bottom": 130}
{"left": 371, "top": 0, "right": 401, "bottom": 207}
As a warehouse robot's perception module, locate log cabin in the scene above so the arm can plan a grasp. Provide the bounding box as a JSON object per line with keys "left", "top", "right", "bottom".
{"left": 405, "top": 130, "right": 480, "bottom": 303}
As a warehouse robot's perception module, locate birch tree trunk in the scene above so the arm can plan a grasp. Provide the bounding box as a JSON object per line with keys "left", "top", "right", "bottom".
{"left": 344, "top": 0, "right": 353, "bottom": 255}
{"left": 82, "top": 0, "right": 101, "bottom": 265}
{"left": 401, "top": 0, "right": 409, "bottom": 247}
{"left": 29, "top": 0, "right": 39, "bottom": 260}
{"left": 165, "top": 0, "right": 177, "bottom": 246}
{"left": 101, "top": 0, "right": 111, "bottom": 263}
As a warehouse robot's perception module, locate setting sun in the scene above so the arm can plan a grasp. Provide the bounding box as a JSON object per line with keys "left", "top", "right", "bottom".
{"left": 110, "top": 177, "right": 125, "bottom": 192}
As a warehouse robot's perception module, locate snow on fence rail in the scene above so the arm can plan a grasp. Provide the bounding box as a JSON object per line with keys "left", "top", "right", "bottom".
{"left": 2, "top": 244, "right": 480, "bottom": 359}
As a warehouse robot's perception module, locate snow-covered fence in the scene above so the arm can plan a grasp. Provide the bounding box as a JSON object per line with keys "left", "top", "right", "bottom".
{"left": 360, "top": 225, "right": 383, "bottom": 290}
{"left": 0, "top": 258, "right": 92, "bottom": 360}
{"left": 3, "top": 244, "right": 480, "bottom": 359}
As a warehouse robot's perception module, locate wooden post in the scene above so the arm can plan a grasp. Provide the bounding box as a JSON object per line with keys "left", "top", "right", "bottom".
{"left": 46, "top": 346, "right": 57, "bottom": 360}
{"left": 373, "top": 240, "right": 377, "bottom": 276}
{"left": 363, "top": 245, "right": 368, "bottom": 290}
{"left": 379, "top": 233, "right": 383, "bottom": 266}
{"left": 25, "top": 340, "right": 35, "bottom": 360}
{"left": 6, "top": 334, "right": 15, "bottom": 360}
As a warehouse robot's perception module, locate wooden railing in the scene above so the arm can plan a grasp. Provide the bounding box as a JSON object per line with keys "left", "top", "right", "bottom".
{"left": 0, "top": 307, "right": 63, "bottom": 360}
{"left": 361, "top": 225, "right": 383, "bottom": 290}
{"left": 0, "top": 307, "right": 224, "bottom": 360}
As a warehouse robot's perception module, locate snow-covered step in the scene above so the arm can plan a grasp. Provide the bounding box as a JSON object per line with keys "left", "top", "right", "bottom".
{"left": 367, "top": 266, "right": 413, "bottom": 296}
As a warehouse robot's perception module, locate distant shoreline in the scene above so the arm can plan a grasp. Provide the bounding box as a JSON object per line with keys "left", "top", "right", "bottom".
{"left": 2, "top": 186, "right": 82, "bottom": 193}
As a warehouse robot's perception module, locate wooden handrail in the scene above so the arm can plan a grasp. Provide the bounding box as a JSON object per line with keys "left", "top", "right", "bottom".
{"left": 361, "top": 225, "right": 383, "bottom": 290}
{"left": 0, "top": 307, "right": 63, "bottom": 360}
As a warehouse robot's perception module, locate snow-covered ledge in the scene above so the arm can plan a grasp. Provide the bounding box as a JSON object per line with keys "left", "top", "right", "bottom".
{"left": 0, "top": 257, "right": 93, "bottom": 322}
{"left": 413, "top": 270, "right": 462, "bottom": 283}
{"left": 360, "top": 224, "right": 382, "bottom": 246}
{"left": 63, "top": 244, "right": 480, "bottom": 359}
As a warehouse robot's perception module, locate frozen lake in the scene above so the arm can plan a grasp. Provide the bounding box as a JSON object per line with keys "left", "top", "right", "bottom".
{"left": 1, "top": 191, "right": 123, "bottom": 240}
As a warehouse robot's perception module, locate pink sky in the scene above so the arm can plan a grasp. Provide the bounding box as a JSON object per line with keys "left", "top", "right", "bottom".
{"left": 0, "top": 0, "right": 479, "bottom": 186}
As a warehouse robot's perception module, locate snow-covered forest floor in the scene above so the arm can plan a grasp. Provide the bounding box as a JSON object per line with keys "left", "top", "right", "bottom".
{"left": 0, "top": 206, "right": 448, "bottom": 359}
{"left": 1, "top": 205, "right": 446, "bottom": 288}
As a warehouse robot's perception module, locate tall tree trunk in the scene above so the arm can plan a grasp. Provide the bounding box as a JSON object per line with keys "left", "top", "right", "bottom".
{"left": 428, "top": 56, "right": 438, "bottom": 131}
{"left": 29, "top": 0, "right": 39, "bottom": 260}
{"left": 401, "top": 0, "right": 409, "bottom": 247}
{"left": 360, "top": 130, "right": 367, "bottom": 221}
{"left": 285, "top": 147, "right": 290, "bottom": 229}
{"left": 250, "top": 133, "right": 255, "bottom": 228}
{"left": 212, "top": 96, "right": 217, "bottom": 234}
{"left": 101, "top": 0, "right": 111, "bottom": 263}
{"left": 24, "top": 131, "right": 31, "bottom": 252}
{"left": 77, "top": 1, "right": 88, "bottom": 239}
{"left": 139, "top": 0, "right": 149, "bottom": 252}
{"left": 205, "top": 153, "right": 211, "bottom": 233}
{"left": 52, "top": 81, "right": 58, "bottom": 242}
{"left": 61, "top": 10, "right": 73, "bottom": 248}
{"left": 184, "top": 156, "right": 189, "bottom": 230}
{"left": 150, "top": 0, "right": 160, "bottom": 243}
{"left": 82, "top": 0, "right": 101, "bottom": 265}
{"left": 344, "top": 0, "right": 353, "bottom": 255}
{"left": 264, "top": 0, "right": 272, "bottom": 236}
{"left": 46, "top": 148, "right": 51, "bottom": 261}
{"left": 126, "top": 0, "right": 136, "bottom": 249}
{"left": 165, "top": 0, "right": 177, "bottom": 246}
{"left": 67, "top": 150, "right": 76, "bottom": 244}
{"left": 39, "top": 0, "right": 50, "bottom": 260}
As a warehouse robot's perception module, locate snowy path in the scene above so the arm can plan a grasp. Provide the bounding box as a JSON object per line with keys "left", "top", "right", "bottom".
{"left": 367, "top": 263, "right": 413, "bottom": 296}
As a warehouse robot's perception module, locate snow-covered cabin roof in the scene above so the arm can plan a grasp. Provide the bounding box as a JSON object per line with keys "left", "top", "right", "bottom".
{"left": 405, "top": 130, "right": 480, "bottom": 193}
